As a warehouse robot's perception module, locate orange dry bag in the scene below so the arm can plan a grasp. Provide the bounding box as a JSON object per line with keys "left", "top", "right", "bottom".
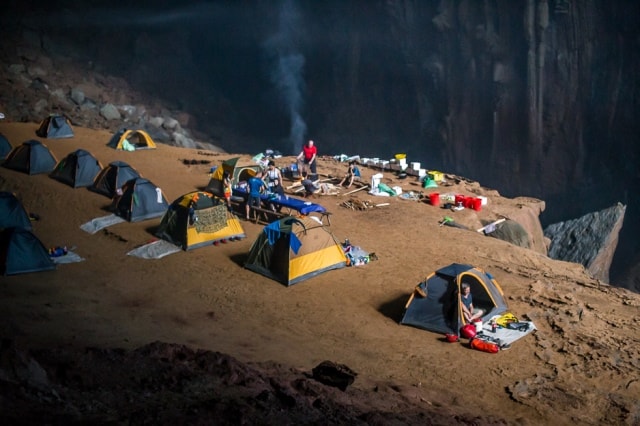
{"left": 469, "top": 338, "right": 499, "bottom": 354}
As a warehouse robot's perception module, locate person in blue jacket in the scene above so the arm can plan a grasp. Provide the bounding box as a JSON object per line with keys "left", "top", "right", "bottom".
{"left": 338, "top": 161, "right": 361, "bottom": 188}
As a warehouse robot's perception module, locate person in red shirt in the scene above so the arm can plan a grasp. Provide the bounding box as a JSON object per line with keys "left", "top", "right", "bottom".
{"left": 297, "top": 139, "right": 317, "bottom": 178}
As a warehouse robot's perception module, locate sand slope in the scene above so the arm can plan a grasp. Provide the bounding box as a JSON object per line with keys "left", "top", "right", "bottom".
{"left": 0, "top": 122, "right": 638, "bottom": 425}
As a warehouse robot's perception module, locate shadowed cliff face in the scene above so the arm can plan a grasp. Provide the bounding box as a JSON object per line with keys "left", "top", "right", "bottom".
{"left": 2, "top": 0, "right": 639, "bottom": 285}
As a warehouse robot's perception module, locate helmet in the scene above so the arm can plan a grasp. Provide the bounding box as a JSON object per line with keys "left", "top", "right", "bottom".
{"left": 445, "top": 333, "right": 459, "bottom": 343}
{"left": 460, "top": 324, "right": 477, "bottom": 339}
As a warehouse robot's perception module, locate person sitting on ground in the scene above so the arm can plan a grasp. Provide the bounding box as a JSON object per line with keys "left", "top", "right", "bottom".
{"left": 460, "top": 282, "right": 484, "bottom": 323}
{"left": 300, "top": 171, "right": 321, "bottom": 198}
{"left": 337, "top": 160, "right": 361, "bottom": 188}
{"left": 245, "top": 171, "right": 267, "bottom": 220}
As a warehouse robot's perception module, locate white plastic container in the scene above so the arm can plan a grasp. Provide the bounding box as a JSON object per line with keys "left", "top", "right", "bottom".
{"left": 411, "top": 162, "right": 421, "bottom": 170}
{"left": 474, "top": 320, "right": 483, "bottom": 333}
{"left": 371, "top": 173, "right": 383, "bottom": 192}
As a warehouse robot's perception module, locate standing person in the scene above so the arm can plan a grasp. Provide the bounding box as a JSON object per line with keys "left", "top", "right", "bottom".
{"left": 222, "top": 171, "right": 233, "bottom": 210}
{"left": 460, "top": 283, "right": 484, "bottom": 323}
{"left": 245, "top": 171, "right": 267, "bottom": 220}
{"left": 297, "top": 139, "right": 317, "bottom": 178}
{"left": 263, "top": 160, "right": 283, "bottom": 193}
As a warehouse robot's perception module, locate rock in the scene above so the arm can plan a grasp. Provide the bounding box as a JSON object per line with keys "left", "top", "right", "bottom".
{"left": 148, "top": 116, "right": 164, "bottom": 128}
{"left": 70, "top": 87, "right": 85, "bottom": 105}
{"left": 99, "top": 103, "right": 121, "bottom": 120}
{"left": 544, "top": 203, "right": 626, "bottom": 283}
{"left": 488, "top": 219, "right": 531, "bottom": 249}
{"left": 34, "top": 99, "right": 48, "bottom": 114}
{"left": 311, "top": 360, "right": 357, "bottom": 391}
{"left": 172, "top": 131, "right": 195, "bottom": 148}
{"left": 27, "top": 66, "right": 47, "bottom": 78}
{"left": 8, "top": 64, "right": 25, "bottom": 74}
{"left": 162, "top": 116, "right": 179, "bottom": 131}
{"left": 50, "top": 88, "right": 66, "bottom": 100}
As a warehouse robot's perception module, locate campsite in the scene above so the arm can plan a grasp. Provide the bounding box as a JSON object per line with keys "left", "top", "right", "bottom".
{"left": 0, "top": 121, "right": 639, "bottom": 424}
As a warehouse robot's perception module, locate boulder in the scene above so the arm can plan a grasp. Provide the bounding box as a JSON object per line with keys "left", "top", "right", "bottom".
{"left": 100, "top": 103, "right": 121, "bottom": 120}
{"left": 544, "top": 203, "right": 626, "bottom": 283}
{"left": 70, "top": 87, "right": 85, "bottom": 105}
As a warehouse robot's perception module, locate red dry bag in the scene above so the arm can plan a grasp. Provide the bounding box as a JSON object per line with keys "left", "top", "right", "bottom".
{"left": 470, "top": 338, "right": 499, "bottom": 354}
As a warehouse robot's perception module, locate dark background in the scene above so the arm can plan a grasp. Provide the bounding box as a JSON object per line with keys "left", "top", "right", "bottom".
{"left": 3, "top": 0, "right": 639, "bottom": 285}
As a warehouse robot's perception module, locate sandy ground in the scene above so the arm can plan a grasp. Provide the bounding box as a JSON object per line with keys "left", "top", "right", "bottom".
{"left": 1, "top": 122, "right": 639, "bottom": 424}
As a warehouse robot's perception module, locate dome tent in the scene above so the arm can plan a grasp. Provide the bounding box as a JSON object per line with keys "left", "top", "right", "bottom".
{"left": 35, "top": 114, "right": 74, "bottom": 139}
{"left": 0, "top": 133, "right": 12, "bottom": 159}
{"left": 0, "top": 192, "right": 32, "bottom": 231}
{"left": 401, "top": 263, "right": 508, "bottom": 337}
{"left": 90, "top": 161, "right": 141, "bottom": 198}
{"left": 50, "top": 149, "right": 103, "bottom": 188}
{"left": 244, "top": 216, "right": 347, "bottom": 286}
{"left": 156, "top": 191, "right": 245, "bottom": 250}
{"left": 107, "top": 128, "right": 157, "bottom": 150}
{"left": 206, "top": 157, "right": 261, "bottom": 199}
{"left": 112, "top": 177, "right": 169, "bottom": 222}
{"left": 0, "top": 227, "right": 55, "bottom": 275}
{"left": 2, "top": 140, "right": 57, "bottom": 175}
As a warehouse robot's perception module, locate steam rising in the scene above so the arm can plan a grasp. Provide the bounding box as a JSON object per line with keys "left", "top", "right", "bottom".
{"left": 263, "top": 0, "right": 306, "bottom": 154}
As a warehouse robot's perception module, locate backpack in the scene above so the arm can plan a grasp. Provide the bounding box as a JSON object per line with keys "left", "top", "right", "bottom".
{"left": 495, "top": 312, "right": 518, "bottom": 328}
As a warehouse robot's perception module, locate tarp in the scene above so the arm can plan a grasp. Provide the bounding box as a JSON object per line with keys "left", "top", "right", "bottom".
{"left": 80, "top": 214, "right": 126, "bottom": 234}
{"left": 127, "top": 240, "right": 182, "bottom": 259}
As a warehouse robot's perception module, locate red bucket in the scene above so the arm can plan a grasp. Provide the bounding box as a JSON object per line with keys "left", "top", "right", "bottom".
{"left": 428, "top": 192, "right": 440, "bottom": 207}
{"left": 464, "top": 197, "right": 475, "bottom": 209}
{"left": 472, "top": 198, "right": 482, "bottom": 211}
{"left": 455, "top": 194, "right": 465, "bottom": 205}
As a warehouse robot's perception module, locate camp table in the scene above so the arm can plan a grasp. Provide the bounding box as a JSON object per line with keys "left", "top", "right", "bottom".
{"left": 233, "top": 188, "right": 327, "bottom": 215}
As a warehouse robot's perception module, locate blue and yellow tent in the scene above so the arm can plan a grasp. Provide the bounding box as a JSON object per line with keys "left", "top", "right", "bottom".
{"left": 156, "top": 191, "right": 245, "bottom": 250}
{"left": 401, "top": 263, "right": 508, "bottom": 336}
{"left": 245, "top": 216, "right": 347, "bottom": 286}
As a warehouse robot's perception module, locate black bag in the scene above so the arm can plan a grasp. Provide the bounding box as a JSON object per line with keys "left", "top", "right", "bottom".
{"left": 506, "top": 322, "right": 530, "bottom": 332}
